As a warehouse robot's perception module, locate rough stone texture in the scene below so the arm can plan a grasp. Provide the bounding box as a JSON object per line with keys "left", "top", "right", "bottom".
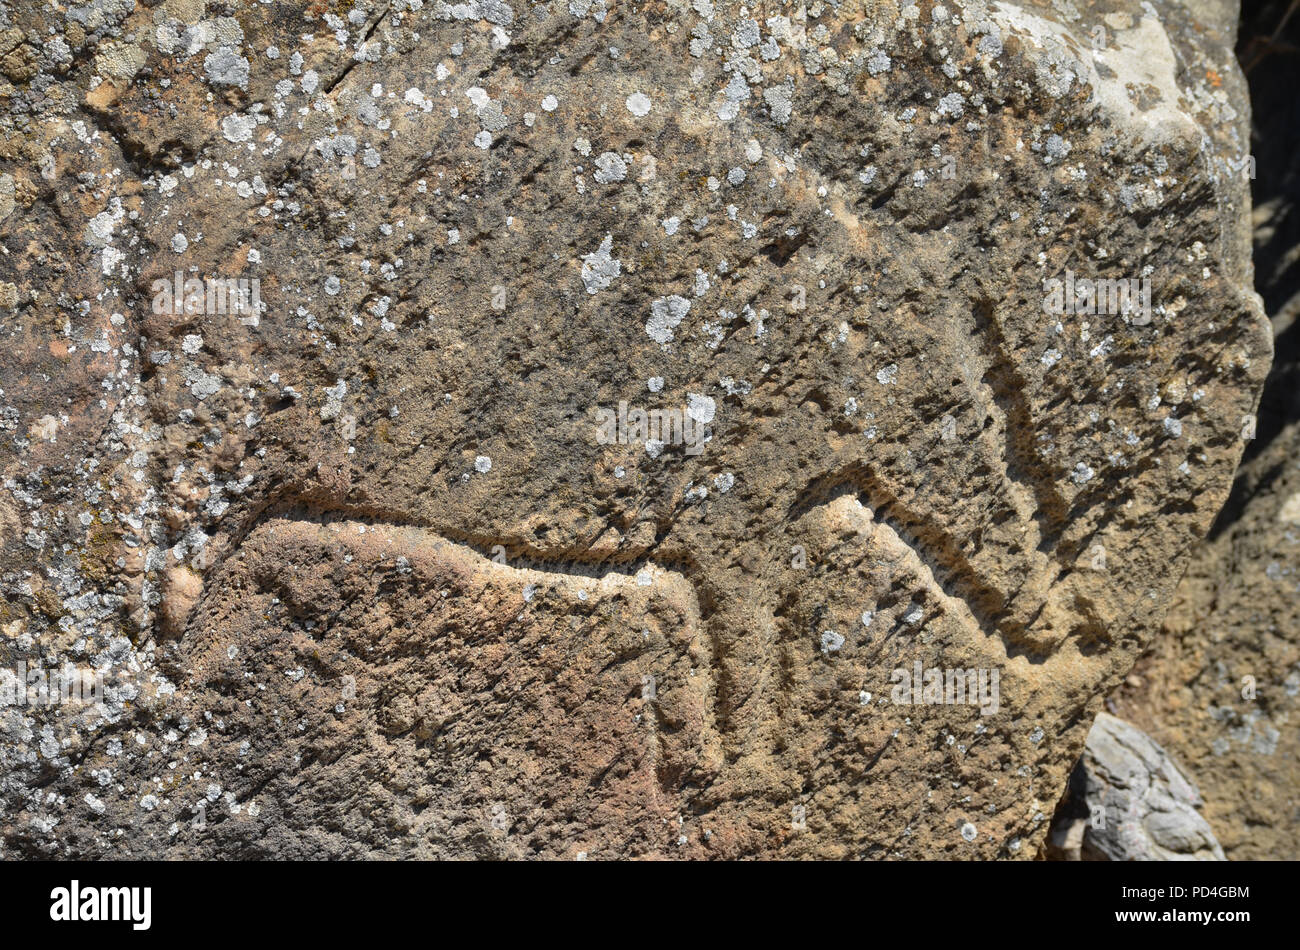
{"left": 0, "top": 0, "right": 1270, "bottom": 858}
{"left": 1047, "top": 712, "right": 1224, "bottom": 860}
{"left": 1109, "top": 0, "right": 1300, "bottom": 861}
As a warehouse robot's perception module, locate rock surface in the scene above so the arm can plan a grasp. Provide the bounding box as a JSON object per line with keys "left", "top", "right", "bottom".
{"left": 1047, "top": 712, "right": 1224, "bottom": 860}
{"left": 0, "top": 0, "right": 1270, "bottom": 858}
{"left": 1109, "top": 0, "right": 1300, "bottom": 861}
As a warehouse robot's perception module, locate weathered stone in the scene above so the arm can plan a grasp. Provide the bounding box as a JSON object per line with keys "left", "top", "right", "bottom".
{"left": 1109, "top": 1, "right": 1300, "bottom": 859}
{"left": 1047, "top": 712, "right": 1224, "bottom": 860}
{"left": 0, "top": 0, "right": 1270, "bottom": 858}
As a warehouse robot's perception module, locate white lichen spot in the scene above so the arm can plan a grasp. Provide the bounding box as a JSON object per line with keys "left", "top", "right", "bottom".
{"left": 625, "top": 92, "right": 652, "bottom": 117}
{"left": 686, "top": 393, "right": 716, "bottom": 424}
{"left": 580, "top": 234, "right": 621, "bottom": 294}
{"left": 204, "top": 47, "right": 249, "bottom": 89}
{"left": 647, "top": 295, "right": 691, "bottom": 344}
{"left": 593, "top": 151, "right": 628, "bottom": 184}
{"left": 936, "top": 92, "right": 965, "bottom": 119}
{"left": 221, "top": 113, "right": 257, "bottom": 143}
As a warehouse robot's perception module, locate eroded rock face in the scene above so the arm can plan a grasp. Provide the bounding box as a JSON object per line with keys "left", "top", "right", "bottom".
{"left": 1047, "top": 712, "right": 1224, "bottom": 860}
{"left": 0, "top": 0, "right": 1269, "bottom": 858}
{"left": 1113, "top": 361, "right": 1300, "bottom": 861}
{"left": 1110, "top": 1, "right": 1300, "bottom": 859}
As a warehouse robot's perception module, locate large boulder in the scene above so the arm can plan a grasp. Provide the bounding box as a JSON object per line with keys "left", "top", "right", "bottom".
{"left": 0, "top": 0, "right": 1270, "bottom": 857}
{"left": 1109, "top": 0, "right": 1300, "bottom": 860}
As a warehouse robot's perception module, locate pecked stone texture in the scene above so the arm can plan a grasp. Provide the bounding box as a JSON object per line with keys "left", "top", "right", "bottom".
{"left": 0, "top": 0, "right": 1270, "bottom": 858}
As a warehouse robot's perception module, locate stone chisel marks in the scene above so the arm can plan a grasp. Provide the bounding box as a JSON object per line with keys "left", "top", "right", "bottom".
{"left": 0, "top": 0, "right": 1269, "bottom": 859}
